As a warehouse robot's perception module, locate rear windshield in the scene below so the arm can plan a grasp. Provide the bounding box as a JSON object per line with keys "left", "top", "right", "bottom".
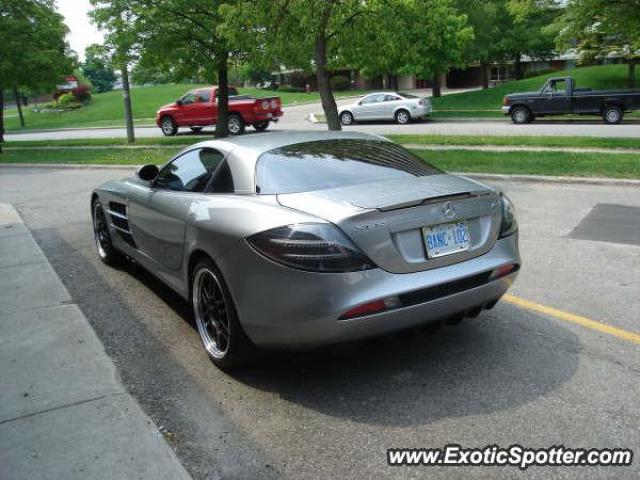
{"left": 255, "top": 139, "right": 441, "bottom": 194}
{"left": 399, "top": 92, "right": 418, "bottom": 98}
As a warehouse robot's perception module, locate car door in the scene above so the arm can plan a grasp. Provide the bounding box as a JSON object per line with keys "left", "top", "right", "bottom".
{"left": 384, "top": 94, "right": 403, "bottom": 118}
{"left": 192, "top": 89, "right": 214, "bottom": 125}
{"left": 540, "top": 79, "right": 572, "bottom": 114}
{"left": 173, "top": 91, "right": 197, "bottom": 125}
{"left": 355, "top": 94, "right": 387, "bottom": 119}
{"left": 126, "top": 148, "right": 225, "bottom": 271}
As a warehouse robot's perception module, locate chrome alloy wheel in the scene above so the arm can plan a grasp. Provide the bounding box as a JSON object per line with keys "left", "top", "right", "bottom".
{"left": 193, "top": 268, "right": 231, "bottom": 359}
{"left": 514, "top": 109, "right": 526, "bottom": 123}
{"left": 396, "top": 110, "right": 410, "bottom": 124}
{"left": 93, "top": 202, "right": 110, "bottom": 259}
{"left": 606, "top": 109, "right": 620, "bottom": 123}
{"left": 161, "top": 117, "right": 175, "bottom": 135}
{"left": 228, "top": 115, "right": 242, "bottom": 135}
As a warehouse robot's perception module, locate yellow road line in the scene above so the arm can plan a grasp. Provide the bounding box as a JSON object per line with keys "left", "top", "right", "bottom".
{"left": 503, "top": 294, "right": 640, "bottom": 345}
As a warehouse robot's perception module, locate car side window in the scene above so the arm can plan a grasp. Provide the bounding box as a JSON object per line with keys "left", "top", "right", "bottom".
{"left": 179, "top": 92, "right": 196, "bottom": 105}
{"left": 196, "top": 90, "right": 211, "bottom": 103}
{"left": 385, "top": 95, "right": 400, "bottom": 102}
{"left": 155, "top": 148, "right": 224, "bottom": 192}
{"left": 361, "top": 94, "right": 385, "bottom": 104}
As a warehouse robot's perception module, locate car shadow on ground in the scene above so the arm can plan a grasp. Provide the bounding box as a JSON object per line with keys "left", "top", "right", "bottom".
{"left": 36, "top": 225, "right": 581, "bottom": 430}
{"left": 110, "top": 253, "right": 581, "bottom": 429}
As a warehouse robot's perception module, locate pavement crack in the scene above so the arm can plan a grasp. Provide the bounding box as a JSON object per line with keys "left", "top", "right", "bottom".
{"left": 0, "top": 392, "right": 126, "bottom": 426}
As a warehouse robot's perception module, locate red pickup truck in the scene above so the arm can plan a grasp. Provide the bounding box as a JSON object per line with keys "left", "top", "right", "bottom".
{"left": 156, "top": 86, "right": 283, "bottom": 136}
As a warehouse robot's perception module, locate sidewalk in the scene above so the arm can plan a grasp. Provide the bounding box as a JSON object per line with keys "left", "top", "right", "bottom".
{"left": 0, "top": 204, "right": 191, "bottom": 480}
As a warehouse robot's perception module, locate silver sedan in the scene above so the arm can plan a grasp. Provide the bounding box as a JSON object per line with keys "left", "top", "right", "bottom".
{"left": 92, "top": 131, "right": 520, "bottom": 369}
{"left": 339, "top": 92, "right": 432, "bottom": 125}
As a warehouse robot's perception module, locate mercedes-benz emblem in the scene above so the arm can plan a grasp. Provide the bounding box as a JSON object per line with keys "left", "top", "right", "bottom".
{"left": 442, "top": 202, "right": 456, "bottom": 219}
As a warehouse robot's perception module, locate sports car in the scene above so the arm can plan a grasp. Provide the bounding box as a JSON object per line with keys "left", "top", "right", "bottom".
{"left": 92, "top": 131, "right": 520, "bottom": 368}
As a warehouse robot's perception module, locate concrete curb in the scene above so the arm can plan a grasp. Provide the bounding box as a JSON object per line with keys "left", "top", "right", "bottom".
{"left": 0, "top": 204, "right": 191, "bottom": 480}
{"left": 1, "top": 162, "right": 638, "bottom": 186}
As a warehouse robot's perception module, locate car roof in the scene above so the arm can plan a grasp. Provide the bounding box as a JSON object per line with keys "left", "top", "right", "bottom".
{"left": 191, "top": 129, "right": 389, "bottom": 156}
{"left": 186, "top": 130, "right": 392, "bottom": 194}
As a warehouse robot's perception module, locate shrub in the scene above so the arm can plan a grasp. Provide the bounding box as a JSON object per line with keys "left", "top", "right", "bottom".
{"left": 72, "top": 84, "right": 92, "bottom": 102}
{"left": 277, "top": 85, "right": 305, "bottom": 93}
{"left": 57, "top": 92, "right": 76, "bottom": 106}
{"left": 330, "top": 75, "right": 351, "bottom": 91}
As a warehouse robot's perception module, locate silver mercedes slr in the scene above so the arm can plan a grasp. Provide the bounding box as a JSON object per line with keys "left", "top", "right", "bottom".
{"left": 92, "top": 131, "right": 520, "bottom": 368}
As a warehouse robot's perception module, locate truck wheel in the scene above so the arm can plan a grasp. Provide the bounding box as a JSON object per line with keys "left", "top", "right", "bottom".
{"left": 228, "top": 114, "right": 245, "bottom": 135}
{"left": 160, "top": 116, "right": 178, "bottom": 136}
{"left": 190, "top": 126, "right": 204, "bottom": 133}
{"left": 511, "top": 107, "right": 531, "bottom": 124}
{"left": 252, "top": 121, "right": 269, "bottom": 132}
{"left": 603, "top": 106, "right": 623, "bottom": 124}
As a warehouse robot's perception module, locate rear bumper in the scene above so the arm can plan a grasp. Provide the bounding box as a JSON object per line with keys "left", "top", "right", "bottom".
{"left": 220, "top": 233, "right": 520, "bottom": 350}
{"left": 253, "top": 111, "right": 283, "bottom": 122}
{"left": 412, "top": 104, "right": 432, "bottom": 117}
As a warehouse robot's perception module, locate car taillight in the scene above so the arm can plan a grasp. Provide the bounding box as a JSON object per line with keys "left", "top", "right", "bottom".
{"left": 247, "top": 223, "right": 376, "bottom": 272}
{"left": 498, "top": 193, "right": 518, "bottom": 238}
{"left": 261, "top": 100, "right": 270, "bottom": 110}
{"left": 502, "top": 96, "right": 510, "bottom": 106}
{"left": 270, "top": 99, "right": 278, "bottom": 109}
{"left": 419, "top": 99, "right": 425, "bottom": 106}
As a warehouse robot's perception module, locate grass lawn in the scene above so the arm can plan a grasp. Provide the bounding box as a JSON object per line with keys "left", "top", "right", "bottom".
{"left": 0, "top": 147, "right": 181, "bottom": 165}
{"left": 3, "top": 84, "right": 369, "bottom": 132}
{"left": 431, "top": 64, "right": 638, "bottom": 117}
{"left": 412, "top": 149, "right": 640, "bottom": 179}
{"left": 386, "top": 134, "right": 640, "bottom": 150}
{"left": 2, "top": 145, "right": 638, "bottom": 179}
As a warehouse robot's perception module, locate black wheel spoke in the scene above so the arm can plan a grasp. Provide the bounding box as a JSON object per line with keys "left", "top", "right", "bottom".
{"left": 194, "top": 268, "right": 231, "bottom": 358}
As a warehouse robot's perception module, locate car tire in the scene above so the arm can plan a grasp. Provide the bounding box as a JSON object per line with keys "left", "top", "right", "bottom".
{"left": 191, "top": 257, "right": 257, "bottom": 369}
{"left": 395, "top": 109, "right": 411, "bottom": 124}
{"left": 252, "top": 121, "right": 269, "bottom": 132}
{"left": 340, "top": 111, "right": 354, "bottom": 126}
{"left": 603, "top": 106, "right": 623, "bottom": 124}
{"left": 228, "top": 114, "right": 245, "bottom": 135}
{"left": 160, "top": 116, "right": 178, "bottom": 136}
{"left": 511, "top": 106, "right": 531, "bottom": 124}
{"left": 190, "top": 126, "right": 204, "bottom": 133}
{"left": 92, "top": 199, "right": 124, "bottom": 266}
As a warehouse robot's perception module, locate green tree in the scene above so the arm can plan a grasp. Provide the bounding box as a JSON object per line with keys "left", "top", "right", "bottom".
{"left": 0, "top": 0, "right": 73, "bottom": 146}
{"left": 129, "top": 0, "right": 239, "bottom": 137}
{"left": 540, "top": 0, "right": 640, "bottom": 87}
{"left": 342, "top": 0, "right": 473, "bottom": 98}
{"left": 90, "top": 0, "right": 139, "bottom": 143}
{"left": 82, "top": 43, "right": 117, "bottom": 93}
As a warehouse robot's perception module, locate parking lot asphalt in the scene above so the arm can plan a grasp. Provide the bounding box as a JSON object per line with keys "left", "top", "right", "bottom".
{"left": 0, "top": 166, "right": 638, "bottom": 479}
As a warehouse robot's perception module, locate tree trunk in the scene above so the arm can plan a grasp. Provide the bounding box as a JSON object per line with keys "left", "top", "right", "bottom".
{"left": 514, "top": 54, "right": 523, "bottom": 80}
{"left": 628, "top": 59, "right": 636, "bottom": 89}
{"left": 432, "top": 73, "right": 441, "bottom": 98}
{"left": 13, "top": 86, "right": 25, "bottom": 128}
{"left": 0, "top": 89, "right": 4, "bottom": 154}
{"left": 215, "top": 55, "right": 230, "bottom": 138}
{"left": 121, "top": 64, "right": 135, "bottom": 144}
{"left": 480, "top": 61, "right": 489, "bottom": 89}
{"left": 315, "top": 3, "right": 341, "bottom": 131}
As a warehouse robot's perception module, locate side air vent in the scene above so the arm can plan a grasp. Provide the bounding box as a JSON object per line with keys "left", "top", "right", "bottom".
{"left": 107, "top": 201, "right": 137, "bottom": 249}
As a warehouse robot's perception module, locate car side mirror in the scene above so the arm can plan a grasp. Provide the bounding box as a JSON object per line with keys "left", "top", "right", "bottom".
{"left": 176, "top": 99, "right": 183, "bottom": 106}
{"left": 137, "top": 164, "right": 159, "bottom": 182}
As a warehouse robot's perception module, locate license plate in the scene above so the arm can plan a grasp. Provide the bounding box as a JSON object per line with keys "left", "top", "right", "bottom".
{"left": 423, "top": 222, "right": 470, "bottom": 258}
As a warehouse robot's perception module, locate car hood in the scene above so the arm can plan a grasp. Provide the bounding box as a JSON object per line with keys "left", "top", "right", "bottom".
{"left": 507, "top": 91, "right": 540, "bottom": 98}
{"left": 158, "top": 102, "right": 177, "bottom": 111}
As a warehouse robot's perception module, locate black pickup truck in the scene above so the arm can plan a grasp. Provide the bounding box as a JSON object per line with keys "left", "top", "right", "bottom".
{"left": 502, "top": 77, "right": 640, "bottom": 124}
